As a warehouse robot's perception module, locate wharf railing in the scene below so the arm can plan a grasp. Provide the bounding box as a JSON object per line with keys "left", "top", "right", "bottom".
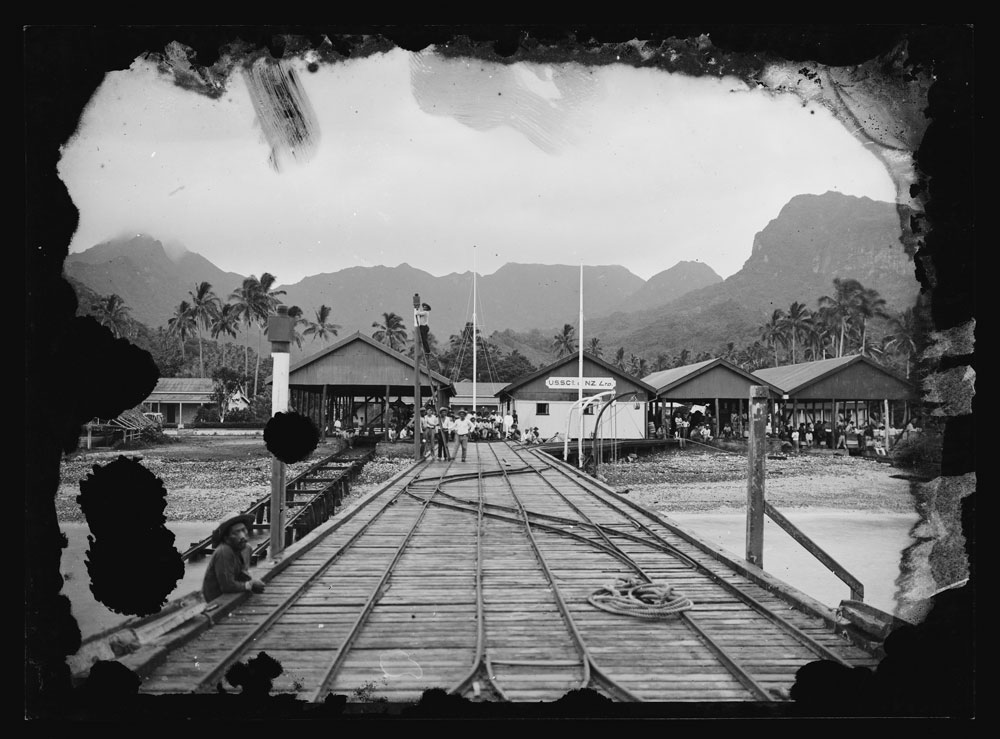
{"left": 181, "top": 447, "right": 375, "bottom": 564}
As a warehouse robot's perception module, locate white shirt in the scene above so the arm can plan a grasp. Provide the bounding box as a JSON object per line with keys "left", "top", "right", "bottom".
{"left": 453, "top": 418, "right": 473, "bottom": 435}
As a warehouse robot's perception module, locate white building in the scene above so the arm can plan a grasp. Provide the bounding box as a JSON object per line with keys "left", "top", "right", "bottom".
{"left": 495, "top": 354, "right": 655, "bottom": 442}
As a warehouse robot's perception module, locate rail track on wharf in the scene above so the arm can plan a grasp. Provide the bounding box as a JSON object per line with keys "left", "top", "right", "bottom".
{"left": 138, "top": 441, "right": 881, "bottom": 704}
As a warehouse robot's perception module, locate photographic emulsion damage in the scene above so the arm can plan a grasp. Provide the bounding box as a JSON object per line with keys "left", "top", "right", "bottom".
{"left": 25, "top": 25, "right": 974, "bottom": 721}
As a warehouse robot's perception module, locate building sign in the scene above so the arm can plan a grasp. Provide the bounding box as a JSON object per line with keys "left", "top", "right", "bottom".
{"left": 544, "top": 376, "right": 617, "bottom": 390}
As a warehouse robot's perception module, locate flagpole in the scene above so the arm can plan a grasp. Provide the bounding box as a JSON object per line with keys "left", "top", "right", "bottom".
{"left": 472, "top": 245, "right": 477, "bottom": 415}
{"left": 578, "top": 262, "right": 584, "bottom": 467}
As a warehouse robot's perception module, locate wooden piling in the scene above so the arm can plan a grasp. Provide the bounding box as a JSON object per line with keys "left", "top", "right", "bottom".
{"left": 746, "top": 386, "right": 767, "bottom": 567}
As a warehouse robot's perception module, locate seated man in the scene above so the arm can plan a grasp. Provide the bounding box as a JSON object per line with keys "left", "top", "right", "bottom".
{"left": 202, "top": 512, "right": 265, "bottom": 603}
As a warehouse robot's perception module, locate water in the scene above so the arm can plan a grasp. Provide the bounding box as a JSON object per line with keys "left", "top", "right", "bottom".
{"left": 59, "top": 521, "right": 217, "bottom": 641}
{"left": 667, "top": 509, "right": 920, "bottom": 615}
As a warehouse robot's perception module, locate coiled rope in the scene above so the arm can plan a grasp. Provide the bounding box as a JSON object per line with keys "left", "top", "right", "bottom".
{"left": 588, "top": 577, "right": 693, "bottom": 619}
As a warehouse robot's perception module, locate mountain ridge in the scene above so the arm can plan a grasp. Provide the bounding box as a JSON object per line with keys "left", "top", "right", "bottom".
{"left": 64, "top": 191, "right": 918, "bottom": 365}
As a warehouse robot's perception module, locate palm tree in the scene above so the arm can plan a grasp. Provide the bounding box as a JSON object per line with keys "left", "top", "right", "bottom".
{"left": 628, "top": 354, "right": 648, "bottom": 378}
{"left": 740, "top": 341, "right": 770, "bottom": 372}
{"left": 252, "top": 273, "right": 286, "bottom": 395}
{"left": 586, "top": 336, "right": 603, "bottom": 359}
{"left": 229, "top": 277, "right": 258, "bottom": 379}
{"left": 371, "top": 312, "right": 408, "bottom": 351}
{"left": 883, "top": 308, "right": 918, "bottom": 378}
{"left": 809, "top": 305, "right": 839, "bottom": 360}
{"left": 779, "top": 301, "right": 812, "bottom": 364}
{"left": 855, "top": 286, "right": 889, "bottom": 356}
{"left": 90, "top": 293, "right": 133, "bottom": 339}
{"left": 760, "top": 309, "right": 786, "bottom": 367}
{"left": 303, "top": 305, "right": 340, "bottom": 345}
{"left": 210, "top": 303, "right": 241, "bottom": 370}
{"left": 613, "top": 347, "right": 627, "bottom": 372}
{"left": 819, "top": 278, "right": 863, "bottom": 357}
{"left": 674, "top": 348, "right": 691, "bottom": 368}
{"left": 167, "top": 300, "right": 196, "bottom": 361}
{"left": 551, "top": 323, "right": 576, "bottom": 358}
{"left": 188, "top": 281, "right": 221, "bottom": 377}
{"left": 653, "top": 353, "right": 671, "bottom": 372}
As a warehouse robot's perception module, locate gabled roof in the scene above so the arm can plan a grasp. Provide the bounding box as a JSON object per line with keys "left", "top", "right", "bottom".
{"left": 289, "top": 331, "right": 452, "bottom": 386}
{"left": 146, "top": 377, "right": 215, "bottom": 403}
{"left": 499, "top": 353, "right": 655, "bottom": 396}
{"left": 149, "top": 378, "right": 215, "bottom": 394}
{"left": 753, "top": 354, "right": 910, "bottom": 394}
{"left": 642, "top": 358, "right": 782, "bottom": 396}
{"left": 451, "top": 381, "right": 509, "bottom": 398}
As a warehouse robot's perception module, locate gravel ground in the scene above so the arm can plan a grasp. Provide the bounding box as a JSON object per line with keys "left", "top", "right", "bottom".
{"left": 56, "top": 438, "right": 414, "bottom": 522}
{"left": 56, "top": 438, "right": 921, "bottom": 522}
{"left": 597, "top": 448, "right": 920, "bottom": 513}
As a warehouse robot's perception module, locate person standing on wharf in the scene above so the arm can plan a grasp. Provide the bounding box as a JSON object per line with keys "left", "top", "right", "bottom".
{"left": 453, "top": 410, "right": 474, "bottom": 462}
{"left": 202, "top": 512, "right": 266, "bottom": 602}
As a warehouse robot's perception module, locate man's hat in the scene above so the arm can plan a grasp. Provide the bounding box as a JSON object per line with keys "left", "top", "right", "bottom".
{"left": 459, "top": 410, "right": 467, "bottom": 415}
{"left": 422, "top": 303, "right": 431, "bottom": 310}
{"left": 212, "top": 512, "right": 254, "bottom": 546}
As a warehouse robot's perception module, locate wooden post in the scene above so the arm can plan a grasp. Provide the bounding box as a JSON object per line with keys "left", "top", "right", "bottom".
{"left": 714, "top": 397, "right": 720, "bottom": 438}
{"left": 384, "top": 384, "right": 390, "bottom": 442}
{"left": 746, "top": 386, "right": 768, "bottom": 568}
{"left": 413, "top": 293, "right": 422, "bottom": 462}
{"left": 832, "top": 398, "right": 837, "bottom": 446}
{"left": 320, "top": 384, "right": 327, "bottom": 441}
{"left": 268, "top": 305, "right": 294, "bottom": 559}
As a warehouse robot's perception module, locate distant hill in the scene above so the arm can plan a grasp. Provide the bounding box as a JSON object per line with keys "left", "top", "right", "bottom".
{"left": 608, "top": 260, "right": 722, "bottom": 314}
{"left": 281, "top": 262, "right": 646, "bottom": 341}
{"left": 62, "top": 191, "right": 919, "bottom": 366}
{"left": 583, "top": 191, "right": 920, "bottom": 358}
{"left": 63, "top": 235, "right": 246, "bottom": 329}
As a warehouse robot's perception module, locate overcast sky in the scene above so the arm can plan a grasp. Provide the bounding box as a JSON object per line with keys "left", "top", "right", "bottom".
{"left": 59, "top": 46, "right": 896, "bottom": 285}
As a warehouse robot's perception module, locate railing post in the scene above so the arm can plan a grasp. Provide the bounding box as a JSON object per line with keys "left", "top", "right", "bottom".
{"left": 746, "top": 385, "right": 768, "bottom": 567}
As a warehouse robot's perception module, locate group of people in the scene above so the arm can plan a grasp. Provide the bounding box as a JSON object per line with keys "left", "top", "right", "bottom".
{"left": 763, "top": 417, "right": 893, "bottom": 456}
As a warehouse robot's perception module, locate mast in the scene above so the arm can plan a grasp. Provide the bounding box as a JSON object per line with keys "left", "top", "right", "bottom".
{"left": 578, "top": 262, "right": 584, "bottom": 466}
{"left": 472, "top": 245, "right": 477, "bottom": 414}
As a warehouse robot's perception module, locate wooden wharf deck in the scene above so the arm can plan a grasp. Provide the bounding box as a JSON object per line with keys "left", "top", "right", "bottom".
{"left": 138, "top": 441, "right": 881, "bottom": 704}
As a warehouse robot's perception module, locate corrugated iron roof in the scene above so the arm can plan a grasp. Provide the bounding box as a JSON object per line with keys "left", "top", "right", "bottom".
{"left": 641, "top": 358, "right": 717, "bottom": 393}
{"left": 147, "top": 393, "right": 215, "bottom": 403}
{"left": 641, "top": 358, "right": 783, "bottom": 397}
{"left": 149, "top": 378, "right": 215, "bottom": 395}
{"left": 109, "top": 407, "right": 156, "bottom": 429}
{"left": 287, "top": 331, "right": 453, "bottom": 387}
{"left": 753, "top": 355, "right": 860, "bottom": 394}
{"left": 451, "top": 381, "right": 509, "bottom": 398}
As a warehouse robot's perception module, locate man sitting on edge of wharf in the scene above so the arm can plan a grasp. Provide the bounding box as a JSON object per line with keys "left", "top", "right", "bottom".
{"left": 202, "top": 512, "right": 266, "bottom": 603}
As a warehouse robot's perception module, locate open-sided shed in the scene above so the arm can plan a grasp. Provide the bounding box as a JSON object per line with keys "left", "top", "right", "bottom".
{"left": 753, "top": 354, "right": 917, "bottom": 432}
{"left": 642, "top": 358, "right": 782, "bottom": 437}
{"left": 288, "top": 331, "right": 454, "bottom": 438}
